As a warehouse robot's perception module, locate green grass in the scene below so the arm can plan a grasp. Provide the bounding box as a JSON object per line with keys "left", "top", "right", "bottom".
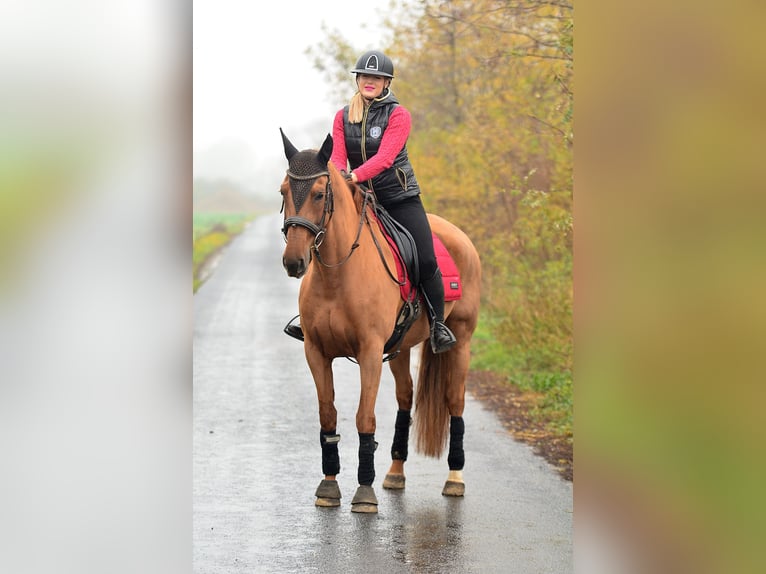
{"left": 193, "top": 212, "right": 257, "bottom": 292}
{"left": 470, "top": 310, "right": 573, "bottom": 437}
{"left": 193, "top": 212, "right": 253, "bottom": 240}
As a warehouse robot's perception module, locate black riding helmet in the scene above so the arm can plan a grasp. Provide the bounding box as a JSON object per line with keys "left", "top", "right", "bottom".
{"left": 350, "top": 50, "right": 394, "bottom": 78}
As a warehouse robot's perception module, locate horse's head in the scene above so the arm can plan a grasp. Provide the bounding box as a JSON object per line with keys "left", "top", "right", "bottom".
{"left": 279, "top": 129, "right": 334, "bottom": 278}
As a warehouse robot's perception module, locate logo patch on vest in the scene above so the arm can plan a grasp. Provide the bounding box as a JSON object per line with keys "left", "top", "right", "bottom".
{"left": 369, "top": 126, "right": 382, "bottom": 139}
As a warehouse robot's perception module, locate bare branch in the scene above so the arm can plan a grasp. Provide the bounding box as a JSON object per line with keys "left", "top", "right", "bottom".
{"left": 526, "top": 114, "right": 568, "bottom": 140}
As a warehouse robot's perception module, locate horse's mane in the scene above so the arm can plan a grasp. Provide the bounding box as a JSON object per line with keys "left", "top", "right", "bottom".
{"left": 349, "top": 181, "right": 366, "bottom": 215}
{"left": 326, "top": 161, "right": 367, "bottom": 216}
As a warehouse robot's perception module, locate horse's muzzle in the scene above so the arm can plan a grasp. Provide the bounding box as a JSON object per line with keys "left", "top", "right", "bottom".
{"left": 283, "top": 254, "right": 308, "bottom": 278}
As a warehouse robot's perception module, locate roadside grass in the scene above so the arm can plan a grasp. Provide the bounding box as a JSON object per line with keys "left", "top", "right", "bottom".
{"left": 470, "top": 310, "right": 573, "bottom": 439}
{"left": 193, "top": 212, "right": 257, "bottom": 292}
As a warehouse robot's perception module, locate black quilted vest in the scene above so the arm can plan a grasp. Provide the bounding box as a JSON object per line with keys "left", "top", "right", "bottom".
{"left": 342, "top": 89, "right": 420, "bottom": 207}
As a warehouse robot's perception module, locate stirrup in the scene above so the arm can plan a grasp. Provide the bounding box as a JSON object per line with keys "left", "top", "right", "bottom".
{"left": 284, "top": 315, "right": 304, "bottom": 341}
{"left": 430, "top": 321, "right": 457, "bottom": 354}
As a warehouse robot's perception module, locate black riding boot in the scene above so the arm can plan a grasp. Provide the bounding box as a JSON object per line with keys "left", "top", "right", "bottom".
{"left": 421, "top": 269, "right": 457, "bottom": 354}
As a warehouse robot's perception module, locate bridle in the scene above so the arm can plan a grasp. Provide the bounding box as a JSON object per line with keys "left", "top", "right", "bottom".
{"left": 281, "top": 168, "right": 332, "bottom": 242}
{"left": 281, "top": 169, "right": 371, "bottom": 268}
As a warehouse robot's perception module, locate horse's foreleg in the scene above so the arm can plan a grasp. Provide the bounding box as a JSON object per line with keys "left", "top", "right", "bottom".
{"left": 351, "top": 349, "right": 384, "bottom": 513}
{"left": 383, "top": 350, "right": 413, "bottom": 490}
{"left": 306, "top": 346, "right": 341, "bottom": 507}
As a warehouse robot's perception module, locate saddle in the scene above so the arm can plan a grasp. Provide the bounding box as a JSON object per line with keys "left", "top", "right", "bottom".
{"left": 365, "top": 193, "right": 463, "bottom": 359}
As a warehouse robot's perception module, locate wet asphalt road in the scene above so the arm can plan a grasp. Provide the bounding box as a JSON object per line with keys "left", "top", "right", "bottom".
{"left": 194, "top": 214, "right": 573, "bottom": 573}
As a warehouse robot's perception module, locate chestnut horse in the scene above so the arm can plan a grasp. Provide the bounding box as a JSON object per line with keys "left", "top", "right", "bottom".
{"left": 278, "top": 130, "right": 481, "bottom": 513}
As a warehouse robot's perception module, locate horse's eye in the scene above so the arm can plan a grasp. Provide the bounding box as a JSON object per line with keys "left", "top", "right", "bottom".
{"left": 314, "top": 191, "right": 325, "bottom": 202}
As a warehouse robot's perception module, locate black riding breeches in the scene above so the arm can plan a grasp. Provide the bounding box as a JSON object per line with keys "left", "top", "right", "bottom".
{"left": 382, "top": 196, "right": 438, "bottom": 281}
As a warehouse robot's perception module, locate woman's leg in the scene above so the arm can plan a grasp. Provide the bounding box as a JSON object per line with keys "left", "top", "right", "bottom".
{"left": 384, "top": 198, "right": 456, "bottom": 353}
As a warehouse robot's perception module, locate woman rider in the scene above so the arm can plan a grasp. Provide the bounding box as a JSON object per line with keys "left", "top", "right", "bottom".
{"left": 331, "top": 50, "right": 456, "bottom": 354}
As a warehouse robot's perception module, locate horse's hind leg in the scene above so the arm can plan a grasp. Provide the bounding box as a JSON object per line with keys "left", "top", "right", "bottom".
{"left": 442, "top": 416, "right": 466, "bottom": 496}
{"left": 306, "top": 347, "right": 341, "bottom": 507}
{"left": 383, "top": 349, "right": 413, "bottom": 490}
{"left": 442, "top": 336, "right": 471, "bottom": 497}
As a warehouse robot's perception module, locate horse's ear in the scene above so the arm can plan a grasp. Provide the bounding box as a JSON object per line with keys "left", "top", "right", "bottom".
{"left": 280, "top": 128, "right": 299, "bottom": 160}
{"left": 317, "top": 133, "right": 333, "bottom": 165}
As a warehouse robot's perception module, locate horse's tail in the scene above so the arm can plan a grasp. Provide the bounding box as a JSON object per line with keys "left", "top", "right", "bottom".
{"left": 413, "top": 342, "right": 452, "bottom": 457}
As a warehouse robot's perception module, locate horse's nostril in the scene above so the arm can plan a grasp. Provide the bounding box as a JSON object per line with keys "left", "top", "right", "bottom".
{"left": 283, "top": 257, "right": 305, "bottom": 278}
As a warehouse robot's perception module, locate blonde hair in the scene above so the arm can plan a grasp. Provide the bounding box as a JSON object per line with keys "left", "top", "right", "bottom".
{"left": 347, "top": 78, "right": 392, "bottom": 123}
{"left": 348, "top": 92, "right": 365, "bottom": 124}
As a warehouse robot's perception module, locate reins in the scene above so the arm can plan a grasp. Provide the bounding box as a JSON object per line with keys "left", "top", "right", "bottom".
{"left": 360, "top": 189, "right": 406, "bottom": 286}
{"left": 312, "top": 181, "right": 367, "bottom": 268}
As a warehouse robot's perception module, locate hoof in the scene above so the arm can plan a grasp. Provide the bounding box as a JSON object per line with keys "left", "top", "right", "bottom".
{"left": 382, "top": 473, "right": 406, "bottom": 490}
{"left": 351, "top": 503, "right": 378, "bottom": 514}
{"left": 442, "top": 480, "right": 465, "bottom": 497}
{"left": 351, "top": 485, "right": 378, "bottom": 514}
{"left": 315, "top": 479, "right": 341, "bottom": 507}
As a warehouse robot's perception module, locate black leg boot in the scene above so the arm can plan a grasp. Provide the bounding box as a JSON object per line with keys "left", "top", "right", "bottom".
{"left": 421, "top": 269, "right": 457, "bottom": 354}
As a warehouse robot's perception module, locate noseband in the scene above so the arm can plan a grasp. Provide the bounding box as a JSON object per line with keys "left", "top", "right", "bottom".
{"left": 281, "top": 169, "right": 333, "bottom": 245}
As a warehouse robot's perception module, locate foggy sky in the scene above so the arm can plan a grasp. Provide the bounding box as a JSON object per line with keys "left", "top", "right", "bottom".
{"left": 193, "top": 0, "right": 390, "bottom": 198}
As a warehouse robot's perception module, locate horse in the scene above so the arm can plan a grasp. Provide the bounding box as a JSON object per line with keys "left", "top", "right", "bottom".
{"left": 278, "top": 130, "right": 481, "bottom": 513}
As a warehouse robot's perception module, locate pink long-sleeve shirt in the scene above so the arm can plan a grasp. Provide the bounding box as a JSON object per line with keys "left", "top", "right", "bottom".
{"left": 330, "top": 106, "right": 412, "bottom": 183}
